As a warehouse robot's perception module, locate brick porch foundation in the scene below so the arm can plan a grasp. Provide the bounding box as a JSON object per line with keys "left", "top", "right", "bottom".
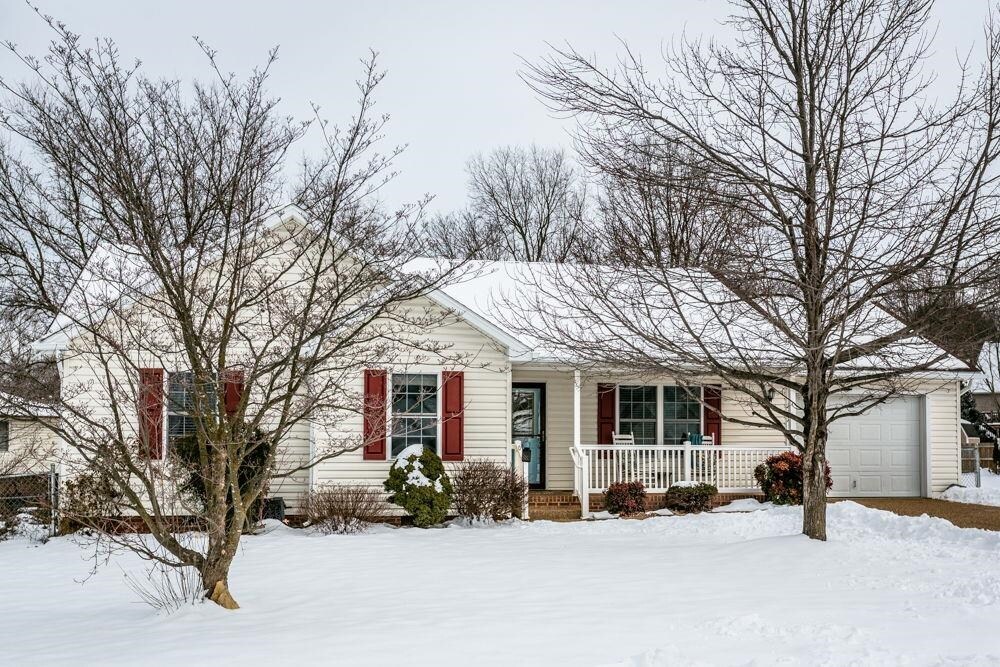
{"left": 528, "top": 490, "right": 763, "bottom": 520}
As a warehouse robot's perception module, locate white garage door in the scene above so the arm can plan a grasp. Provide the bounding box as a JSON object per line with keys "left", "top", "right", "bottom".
{"left": 826, "top": 396, "right": 922, "bottom": 497}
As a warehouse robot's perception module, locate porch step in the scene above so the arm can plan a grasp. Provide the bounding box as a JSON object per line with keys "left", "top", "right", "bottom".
{"left": 528, "top": 491, "right": 582, "bottom": 520}
{"left": 527, "top": 506, "right": 583, "bottom": 521}
{"left": 528, "top": 491, "right": 580, "bottom": 507}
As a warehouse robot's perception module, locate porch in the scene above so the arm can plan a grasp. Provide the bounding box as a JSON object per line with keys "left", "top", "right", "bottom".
{"left": 511, "top": 368, "right": 790, "bottom": 518}
{"left": 516, "top": 442, "right": 788, "bottom": 519}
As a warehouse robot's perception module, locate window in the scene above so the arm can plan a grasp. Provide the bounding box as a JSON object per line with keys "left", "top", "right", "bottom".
{"left": 0, "top": 420, "right": 8, "bottom": 452}
{"left": 663, "top": 385, "right": 702, "bottom": 445}
{"left": 167, "top": 371, "right": 197, "bottom": 442}
{"left": 390, "top": 373, "right": 438, "bottom": 457}
{"left": 618, "top": 385, "right": 657, "bottom": 445}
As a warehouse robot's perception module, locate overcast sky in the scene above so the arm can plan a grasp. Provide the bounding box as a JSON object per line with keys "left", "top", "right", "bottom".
{"left": 0, "top": 0, "right": 994, "bottom": 214}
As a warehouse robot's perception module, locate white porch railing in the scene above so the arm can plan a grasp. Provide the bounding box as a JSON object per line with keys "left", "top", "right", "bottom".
{"left": 571, "top": 444, "right": 791, "bottom": 517}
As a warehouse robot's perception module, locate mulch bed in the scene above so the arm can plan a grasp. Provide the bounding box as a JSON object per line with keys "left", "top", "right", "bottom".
{"left": 845, "top": 498, "right": 1000, "bottom": 532}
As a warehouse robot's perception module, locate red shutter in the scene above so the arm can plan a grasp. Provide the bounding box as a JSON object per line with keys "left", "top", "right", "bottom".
{"left": 362, "top": 369, "right": 387, "bottom": 460}
{"left": 704, "top": 385, "right": 722, "bottom": 445}
{"left": 441, "top": 371, "right": 465, "bottom": 462}
{"left": 597, "top": 383, "right": 616, "bottom": 445}
{"left": 223, "top": 369, "right": 245, "bottom": 418}
{"left": 139, "top": 368, "right": 164, "bottom": 459}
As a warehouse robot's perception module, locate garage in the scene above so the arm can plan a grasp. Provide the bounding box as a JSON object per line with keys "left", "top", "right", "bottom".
{"left": 826, "top": 396, "right": 923, "bottom": 497}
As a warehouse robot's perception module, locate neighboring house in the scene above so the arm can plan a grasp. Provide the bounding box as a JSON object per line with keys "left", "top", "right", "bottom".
{"left": 972, "top": 342, "right": 1000, "bottom": 420}
{"left": 0, "top": 391, "right": 59, "bottom": 475}
{"left": 30, "top": 206, "right": 972, "bottom": 517}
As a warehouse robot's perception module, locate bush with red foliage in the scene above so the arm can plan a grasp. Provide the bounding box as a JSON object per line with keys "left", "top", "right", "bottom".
{"left": 604, "top": 480, "right": 647, "bottom": 515}
{"left": 754, "top": 450, "right": 833, "bottom": 505}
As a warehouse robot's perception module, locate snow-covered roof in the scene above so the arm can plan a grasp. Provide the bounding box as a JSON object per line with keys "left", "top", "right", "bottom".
{"left": 418, "top": 259, "right": 971, "bottom": 373}
{"left": 32, "top": 204, "right": 311, "bottom": 353}
{"left": 0, "top": 391, "right": 58, "bottom": 418}
{"left": 35, "top": 205, "right": 970, "bottom": 377}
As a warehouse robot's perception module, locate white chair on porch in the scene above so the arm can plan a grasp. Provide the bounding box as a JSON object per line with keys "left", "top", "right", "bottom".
{"left": 611, "top": 432, "right": 647, "bottom": 487}
{"left": 611, "top": 432, "right": 635, "bottom": 447}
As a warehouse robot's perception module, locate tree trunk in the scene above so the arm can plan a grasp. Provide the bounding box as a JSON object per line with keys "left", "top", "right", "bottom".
{"left": 801, "top": 431, "right": 828, "bottom": 541}
{"left": 201, "top": 455, "right": 243, "bottom": 609}
{"left": 800, "top": 376, "right": 830, "bottom": 541}
{"left": 201, "top": 542, "right": 240, "bottom": 609}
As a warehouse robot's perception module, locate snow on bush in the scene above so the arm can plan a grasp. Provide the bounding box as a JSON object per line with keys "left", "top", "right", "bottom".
{"left": 711, "top": 498, "right": 773, "bottom": 513}
{"left": 604, "top": 480, "right": 646, "bottom": 515}
{"left": 754, "top": 450, "right": 831, "bottom": 505}
{"left": 941, "top": 469, "right": 1000, "bottom": 507}
{"left": 384, "top": 445, "right": 453, "bottom": 527}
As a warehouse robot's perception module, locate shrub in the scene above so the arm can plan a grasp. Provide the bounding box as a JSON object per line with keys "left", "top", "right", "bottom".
{"left": 664, "top": 481, "right": 717, "bottom": 513}
{"left": 170, "top": 427, "right": 274, "bottom": 532}
{"left": 304, "top": 484, "right": 388, "bottom": 534}
{"left": 753, "top": 450, "right": 832, "bottom": 505}
{"left": 604, "top": 480, "right": 646, "bottom": 515}
{"left": 384, "top": 446, "right": 453, "bottom": 527}
{"left": 452, "top": 459, "right": 527, "bottom": 521}
{"left": 61, "top": 468, "right": 125, "bottom": 532}
{"left": 123, "top": 562, "right": 204, "bottom": 614}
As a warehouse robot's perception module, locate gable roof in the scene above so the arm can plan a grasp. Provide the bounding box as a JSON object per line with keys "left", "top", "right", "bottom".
{"left": 32, "top": 205, "right": 312, "bottom": 353}
{"left": 417, "top": 259, "right": 972, "bottom": 373}
{"left": 0, "top": 391, "right": 58, "bottom": 418}
{"left": 34, "top": 205, "right": 971, "bottom": 377}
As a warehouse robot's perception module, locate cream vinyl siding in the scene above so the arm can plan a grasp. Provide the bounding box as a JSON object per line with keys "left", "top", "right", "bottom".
{"left": 0, "top": 417, "right": 60, "bottom": 473}
{"left": 270, "top": 419, "right": 311, "bottom": 512}
{"left": 510, "top": 369, "right": 962, "bottom": 495}
{"left": 927, "top": 382, "right": 960, "bottom": 494}
{"left": 310, "top": 298, "right": 511, "bottom": 510}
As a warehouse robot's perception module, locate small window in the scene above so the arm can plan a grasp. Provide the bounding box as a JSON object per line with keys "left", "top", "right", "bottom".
{"left": 618, "top": 385, "right": 657, "bottom": 445}
{"left": 167, "top": 371, "right": 197, "bottom": 442}
{"left": 0, "top": 420, "right": 8, "bottom": 452}
{"left": 390, "top": 373, "right": 438, "bottom": 457}
{"left": 663, "top": 386, "right": 702, "bottom": 445}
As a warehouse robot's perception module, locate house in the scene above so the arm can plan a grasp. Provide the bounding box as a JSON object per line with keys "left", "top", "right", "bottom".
{"left": 971, "top": 342, "right": 1000, "bottom": 419}
{"left": 30, "top": 206, "right": 972, "bottom": 518}
{"left": 965, "top": 342, "right": 1000, "bottom": 472}
{"left": 0, "top": 391, "right": 60, "bottom": 476}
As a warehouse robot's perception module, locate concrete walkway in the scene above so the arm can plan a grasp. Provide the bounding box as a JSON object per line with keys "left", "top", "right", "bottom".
{"left": 847, "top": 498, "right": 1000, "bottom": 532}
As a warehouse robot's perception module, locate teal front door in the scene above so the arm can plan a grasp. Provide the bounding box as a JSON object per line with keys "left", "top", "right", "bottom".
{"left": 512, "top": 384, "right": 545, "bottom": 488}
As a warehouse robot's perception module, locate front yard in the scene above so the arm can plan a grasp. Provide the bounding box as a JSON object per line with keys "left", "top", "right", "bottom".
{"left": 2, "top": 501, "right": 999, "bottom": 666}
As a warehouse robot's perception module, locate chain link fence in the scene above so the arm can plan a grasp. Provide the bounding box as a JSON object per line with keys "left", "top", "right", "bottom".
{"left": 0, "top": 464, "right": 59, "bottom": 538}
{"left": 960, "top": 445, "right": 983, "bottom": 488}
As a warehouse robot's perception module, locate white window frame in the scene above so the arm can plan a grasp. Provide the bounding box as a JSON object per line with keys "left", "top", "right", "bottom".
{"left": 0, "top": 418, "right": 9, "bottom": 452}
{"left": 386, "top": 370, "right": 442, "bottom": 459}
{"left": 616, "top": 384, "right": 659, "bottom": 445}
{"left": 662, "top": 384, "right": 705, "bottom": 446}
{"left": 615, "top": 384, "right": 705, "bottom": 445}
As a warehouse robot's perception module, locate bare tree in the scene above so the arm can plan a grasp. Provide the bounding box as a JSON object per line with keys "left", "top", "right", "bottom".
{"left": 426, "top": 145, "right": 587, "bottom": 262}
{"left": 521, "top": 0, "right": 1000, "bottom": 539}
{"left": 588, "top": 138, "right": 746, "bottom": 267}
{"left": 0, "top": 21, "right": 469, "bottom": 606}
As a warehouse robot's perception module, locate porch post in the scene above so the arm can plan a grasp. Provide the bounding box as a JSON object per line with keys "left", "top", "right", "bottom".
{"left": 574, "top": 370, "right": 587, "bottom": 518}
{"left": 573, "top": 369, "right": 581, "bottom": 449}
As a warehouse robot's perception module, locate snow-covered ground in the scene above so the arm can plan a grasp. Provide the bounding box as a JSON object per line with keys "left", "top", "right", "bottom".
{"left": 2, "top": 501, "right": 999, "bottom": 666}
{"left": 942, "top": 468, "right": 1000, "bottom": 507}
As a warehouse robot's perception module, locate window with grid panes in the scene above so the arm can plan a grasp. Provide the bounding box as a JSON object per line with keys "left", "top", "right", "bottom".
{"left": 662, "top": 385, "right": 702, "bottom": 445}
{"left": 390, "top": 373, "right": 438, "bottom": 456}
{"left": 617, "top": 385, "right": 657, "bottom": 445}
